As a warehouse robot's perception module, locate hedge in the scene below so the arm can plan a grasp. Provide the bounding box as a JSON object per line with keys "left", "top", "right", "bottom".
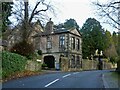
{"left": 2, "top": 51, "right": 27, "bottom": 78}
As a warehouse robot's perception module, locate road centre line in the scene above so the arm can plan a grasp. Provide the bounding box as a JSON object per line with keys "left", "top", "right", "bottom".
{"left": 45, "top": 73, "right": 77, "bottom": 87}
{"left": 62, "top": 74, "right": 71, "bottom": 78}
{"left": 44, "top": 79, "right": 59, "bottom": 87}
{"left": 73, "top": 72, "right": 79, "bottom": 74}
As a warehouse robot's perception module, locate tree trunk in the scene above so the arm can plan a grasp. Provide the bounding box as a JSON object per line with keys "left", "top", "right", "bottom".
{"left": 22, "top": 1, "right": 29, "bottom": 42}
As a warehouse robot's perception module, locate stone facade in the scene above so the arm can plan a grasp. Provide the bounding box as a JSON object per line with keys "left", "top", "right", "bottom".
{"left": 33, "top": 20, "right": 82, "bottom": 70}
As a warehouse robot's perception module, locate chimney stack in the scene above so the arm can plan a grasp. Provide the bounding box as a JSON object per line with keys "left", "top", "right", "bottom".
{"left": 45, "top": 18, "right": 54, "bottom": 34}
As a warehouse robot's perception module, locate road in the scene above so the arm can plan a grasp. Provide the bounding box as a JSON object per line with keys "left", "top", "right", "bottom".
{"left": 2, "top": 70, "right": 111, "bottom": 88}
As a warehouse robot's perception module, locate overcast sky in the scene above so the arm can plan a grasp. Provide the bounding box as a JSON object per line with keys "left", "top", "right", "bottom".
{"left": 10, "top": 0, "right": 118, "bottom": 33}
{"left": 50, "top": 0, "right": 118, "bottom": 33}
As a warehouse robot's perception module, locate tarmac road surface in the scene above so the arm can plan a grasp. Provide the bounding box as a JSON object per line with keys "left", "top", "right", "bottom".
{"left": 2, "top": 70, "right": 111, "bottom": 88}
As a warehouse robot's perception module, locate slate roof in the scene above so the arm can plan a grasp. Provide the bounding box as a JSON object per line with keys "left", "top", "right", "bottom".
{"left": 33, "top": 27, "right": 82, "bottom": 38}
{"left": 54, "top": 28, "right": 70, "bottom": 34}
{"left": 33, "top": 28, "right": 70, "bottom": 37}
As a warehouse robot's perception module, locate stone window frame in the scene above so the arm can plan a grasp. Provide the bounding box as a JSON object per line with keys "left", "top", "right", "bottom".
{"left": 71, "top": 55, "right": 75, "bottom": 68}
{"left": 59, "top": 35, "right": 65, "bottom": 48}
{"left": 71, "top": 37, "right": 75, "bottom": 50}
{"left": 76, "top": 55, "right": 80, "bottom": 67}
{"left": 76, "top": 38, "right": 80, "bottom": 51}
{"left": 46, "top": 36, "right": 52, "bottom": 49}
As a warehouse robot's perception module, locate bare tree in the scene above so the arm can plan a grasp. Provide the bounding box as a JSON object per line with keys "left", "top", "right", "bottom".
{"left": 11, "top": 0, "right": 56, "bottom": 42}
{"left": 93, "top": 0, "right": 120, "bottom": 31}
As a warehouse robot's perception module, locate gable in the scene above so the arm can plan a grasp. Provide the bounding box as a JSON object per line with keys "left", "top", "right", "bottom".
{"left": 70, "top": 29, "right": 81, "bottom": 37}
{"left": 34, "top": 23, "right": 44, "bottom": 33}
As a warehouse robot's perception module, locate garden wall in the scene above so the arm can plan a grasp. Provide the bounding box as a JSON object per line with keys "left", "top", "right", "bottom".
{"left": 82, "top": 59, "right": 115, "bottom": 70}
{"left": 25, "top": 60, "right": 41, "bottom": 71}
{"left": 82, "top": 60, "right": 98, "bottom": 70}
{"left": 60, "top": 58, "right": 115, "bottom": 72}
{"left": 60, "top": 57, "right": 69, "bottom": 72}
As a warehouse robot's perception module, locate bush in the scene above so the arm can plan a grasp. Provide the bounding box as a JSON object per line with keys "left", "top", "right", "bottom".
{"left": 110, "top": 56, "right": 118, "bottom": 63}
{"left": 41, "top": 63, "right": 48, "bottom": 70}
{"left": 2, "top": 51, "right": 27, "bottom": 78}
{"left": 42, "top": 63, "right": 47, "bottom": 67}
{"left": 10, "top": 41, "right": 35, "bottom": 58}
{"left": 37, "top": 50, "right": 42, "bottom": 55}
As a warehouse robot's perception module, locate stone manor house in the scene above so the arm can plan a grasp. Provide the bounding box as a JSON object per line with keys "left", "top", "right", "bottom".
{"left": 3, "top": 19, "right": 82, "bottom": 70}
{"left": 33, "top": 20, "right": 82, "bottom": 70}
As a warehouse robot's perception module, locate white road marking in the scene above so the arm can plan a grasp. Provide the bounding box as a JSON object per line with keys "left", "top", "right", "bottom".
{"left": 44, "top": 79, "right": 59, "bottom": 87}
{"left": 73, "top": 72, "right": 79, "bottom": 75}
{"left": 102, "top": 74, "right": 109, "bottom": 88}
{"left": 62, "top": 74, "right": 71, "bottom": 78}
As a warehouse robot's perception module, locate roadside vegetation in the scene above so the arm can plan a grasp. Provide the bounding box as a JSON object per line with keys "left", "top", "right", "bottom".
{"left": 2, "top": 51, "right": 43, "bottom": 82}
{"left": 2, "top": 51, "right": 27, "bottom": 79}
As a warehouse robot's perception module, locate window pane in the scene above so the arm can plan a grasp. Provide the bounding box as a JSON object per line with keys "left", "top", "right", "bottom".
{"left": 76, "top": 39, "right": 80, "bottom": 50}
{"left": 71, "top": 37, "right": 75, "bottom": 49}
{"left": 71, "top": 55, "right": 75, "bottom": 68}
{"left": 47, "top": 41, "right": 51, "bottom": 48}
{"left": 59, "top": 35, "right": 65, "bottom": 48}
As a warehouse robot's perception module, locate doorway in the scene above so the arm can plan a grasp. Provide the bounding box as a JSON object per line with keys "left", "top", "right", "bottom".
{"left": 44, "top": 55, "right": 55, "bottom": 68}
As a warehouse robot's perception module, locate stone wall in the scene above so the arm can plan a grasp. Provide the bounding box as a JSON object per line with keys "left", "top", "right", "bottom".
{"left": 60, "top": 57, "right": 69, "bottom": 72}
{"left": 25, "top": 60, "right": 41, "bottom": 71}
{"left": 82, "top": 60, "right": 98, "bottom": 70}
{"left": 82, "top": 59, "right": 115, "bottom": 70}
{"left": 60, "top": 58, "right": 115, "bottom": 72}
{"left": 103, "top": 61, "right": 113, "bottom": 69}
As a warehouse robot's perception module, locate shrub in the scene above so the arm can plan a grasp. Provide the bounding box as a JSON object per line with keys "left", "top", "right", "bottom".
{"left": 2, "top": 51, "right": 27, "bottom": 78}
{"left": 10, "top": 41, "right": 35, "bottom": 58}
{"left": 110, "top": 56, "right": 118, "bottom": 63}
{"left": 41, "top": 63, "right": 48, "bottom": 70}
{"left": 42, "top": 63, "right": 47, "bottom": 67}
{"left": 37, "top": 50, "right": 42, "bottom": 55}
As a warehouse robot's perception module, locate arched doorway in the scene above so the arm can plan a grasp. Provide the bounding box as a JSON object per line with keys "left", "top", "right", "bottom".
{"left": 44, "top": 56, "right": 55, "bottom": 68}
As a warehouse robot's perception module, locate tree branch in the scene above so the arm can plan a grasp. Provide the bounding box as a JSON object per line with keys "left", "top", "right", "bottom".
{"left": 28, "top": 1, "right": 50, "bottom": 23}
{"left": 102, "top": 9, "right": 120, "bottom": 26}
{"left": 34, "top": 6, "right": 49, "bottom": 15}
{"left": 94, "top": 1, "right": 120, "bottom": 31}
{"left": 28, "top": 2, "right": 40, "bottom": 23}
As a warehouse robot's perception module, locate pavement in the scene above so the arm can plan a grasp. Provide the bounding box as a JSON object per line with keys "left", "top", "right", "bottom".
{"left": 102, "top": 70, "right": 120, "bottom": 89}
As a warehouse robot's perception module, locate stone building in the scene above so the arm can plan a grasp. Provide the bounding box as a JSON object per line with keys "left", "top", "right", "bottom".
{"left": 33, "top": 20, "right": 82, "bottom": 70}
{"left": 3, "top": 20, "right": 43, "bottom": 50}
{"left": 3, "top": 19, "right": 82, "bottom": 70}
